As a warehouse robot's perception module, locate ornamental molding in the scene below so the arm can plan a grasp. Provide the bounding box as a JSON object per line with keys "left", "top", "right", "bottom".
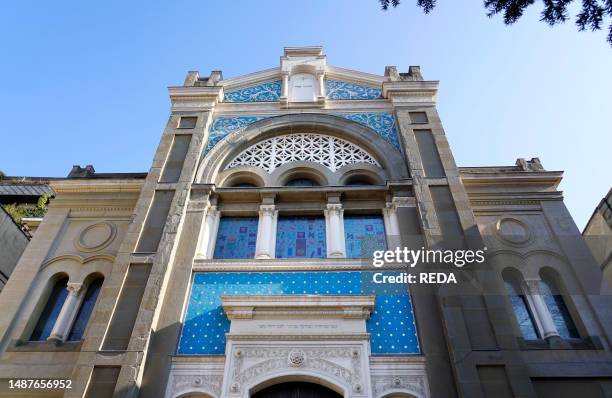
{"left": 74, "top": 221, "right": 117, "bottom": 253}
{"left": 221, "top": 294, "right": 375, "bottom": 320}
{"left": 371, "top": 374, "right": 427, "bottom": 398}
{"left": 192, "top": 259, "right": 407, "bottom": 272}
{"left": 226, "top": 133, "right": 379, "bottom": 173}
{"left": 41, "top": 254, "right": 116, "bottom": 269}
{"left": 225, "top": 345, "right": 368, "bottom": 397}
{"left": 50, "top": 181, "right": 144, "bottom": 194}
{"left": 168, "top": 374, "right": 222, "bottom": 398}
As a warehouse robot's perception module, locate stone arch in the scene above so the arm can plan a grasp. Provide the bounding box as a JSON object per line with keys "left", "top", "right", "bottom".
{"left": 378, "top": 391, "right": 421, "bottom": 398}
{"left": 174, "top": 391, "right": 216, "bottom": 398}
{"left": 15, "top": 257, "right": 113, "bottom": 343}
{"left": 246, "top": 372, "right": 348, "bottom": 398}
{"left": 196, "top": 113, "right": 408, "bottom": 184}
{"left": 216, "top": 166, "right": 269, "bottom": 187}
{"left": 271, "top": 161, "right": 331, "bottom": 186}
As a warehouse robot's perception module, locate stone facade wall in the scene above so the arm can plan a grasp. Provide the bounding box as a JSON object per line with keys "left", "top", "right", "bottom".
{"left": 0, "top": 47, "right": 610, "bottom": 398}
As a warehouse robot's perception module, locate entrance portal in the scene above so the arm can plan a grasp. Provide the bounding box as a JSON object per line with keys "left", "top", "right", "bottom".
{"left": 251, "top": 382, "right": 342, "bottom": 398}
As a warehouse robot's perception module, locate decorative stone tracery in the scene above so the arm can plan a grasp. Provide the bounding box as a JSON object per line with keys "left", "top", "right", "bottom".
{"left": 226, "top": 133, "right": 379, "bottom": 173}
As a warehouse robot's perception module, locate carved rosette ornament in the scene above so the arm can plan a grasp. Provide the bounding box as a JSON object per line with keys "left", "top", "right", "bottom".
{"left": 288, "top": 349, "right": 306, "bottom": 367}
{"left": 372, "top": 374, "right": 427, "bottom": 398}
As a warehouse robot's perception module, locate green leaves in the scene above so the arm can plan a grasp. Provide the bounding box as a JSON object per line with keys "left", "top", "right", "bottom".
{"left": 380, "top": 0, "right": 612, "bottom": 45}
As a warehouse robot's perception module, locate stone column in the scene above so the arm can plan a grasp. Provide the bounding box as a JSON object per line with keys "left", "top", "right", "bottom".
{"left": 316, "top": 71, "right": 326, "bottom": 102}
{"left": 383, "top": 201, "right": 401, "bottom": 249}
{"left": 47, "top": 282, "right": 83, "bottom": 342}
{"left": 525, "top": 279, "right": 560, "bottom": 339}
{"left": 196, "top": 204, "right": 220, "bottom": 259}
{"left": 325, "top": 203, "right": 346, "bottom": 258}
{"left": 280, "top": 72, "right": 289, "bottom": 105}
{"left": 255, "top": 204, "right": 278, "bottom": 259}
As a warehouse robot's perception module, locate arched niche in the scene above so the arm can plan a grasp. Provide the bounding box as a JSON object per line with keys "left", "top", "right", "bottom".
{"left": 197, "top": 113, "right": 408, "bottom": 185}
{"left": 248, "top": 373, "right": 346, "bottom": 398}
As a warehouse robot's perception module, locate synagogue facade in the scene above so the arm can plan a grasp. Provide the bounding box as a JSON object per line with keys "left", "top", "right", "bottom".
{"left": 0, "top": 47, "right": 610, "bottom": 398}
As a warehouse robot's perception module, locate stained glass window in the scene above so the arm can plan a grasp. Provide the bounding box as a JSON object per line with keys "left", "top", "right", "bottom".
{"left": 30, "top": 277, "right": 69, "bottom": 341}
{"left": 285, "top": 178, "right": 319, "bottom": 187}
{"left": 504, "top": 280, "right": 539, "bottom": 340}
{"left": 213, "top": 217, "right": 258, "bottom": 259}
{"left": 177, "top": 271, "right": 420, "bottom": 355}
{"left": 276, "top": 216, "right": 326, "bottom": 258}
{"left": 344, "top": 215, "right": 387, "bottom": 258}
{"left": 68, "top": 278, "right": 103, "bottom": 341}
{"left": 540, "top": 278, "right": 579, "bottom": 339}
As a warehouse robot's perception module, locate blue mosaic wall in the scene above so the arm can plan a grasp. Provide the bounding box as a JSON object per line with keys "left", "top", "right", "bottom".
{"left": 213, "top": 217, "right": 258, "bottom": 259}
{"left": 178, "top": 271, "right": 420, "bottom": 355}
{"left": 326, "top": 79, "right": 382, "bottom": 100}
{"left": 204, "top": 113, "right": 400, "bottom": 154}
{"left": 205, "top": 116, "right": 268, "bottom": 153}
{"left": 344, "top": 215, "right": 387, "bottom": 258}
{"left": 336, "top": 113, "right": 401, "bottom": 150}
{"left": 223, "top": 80, "right": 282, "bottom": 103}
{"left": 276, "top": 216, "right": 326, "bottom": 258}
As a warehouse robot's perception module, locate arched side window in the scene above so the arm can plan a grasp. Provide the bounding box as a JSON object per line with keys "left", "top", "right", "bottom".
{"left": 68, "top": 278, "right": 104, "bottom": 341}
{"left": 285, "top": 177, "right": 320, "bottom": 187}
{"left": 503, "top": 274, "right": 539, "bottom": 340}
{"left": 30, "top": 277, "right": 69, "bottom": 341}
{"left": 540, "top": 276, "right": 579, "bottom": 339}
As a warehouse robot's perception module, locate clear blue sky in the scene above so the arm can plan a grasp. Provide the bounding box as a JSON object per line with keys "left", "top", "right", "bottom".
{"left": 1, "top": 0, "right": 610, "bottom": 229}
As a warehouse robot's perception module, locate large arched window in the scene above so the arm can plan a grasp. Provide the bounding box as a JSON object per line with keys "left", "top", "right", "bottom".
{"left": 30, "top": 277, "right": 69, "bottom": 341}
{"left": 68, "top": 278, "right": 104, "bottom": 341}
{"left": 503, "top": 273, "right": 539, "bottom": 340}
{"left": 540, "top": 274, "right": 579, "bottom": 339}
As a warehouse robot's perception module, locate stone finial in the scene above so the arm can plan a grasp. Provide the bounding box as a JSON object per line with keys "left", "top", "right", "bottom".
{"left": 184, "top": 70, "right": 224, "bottom": 87}
{"left": 68, "top": 165, "right": 96, "bottom": 178}
{"left": 385, "top": 66, "right": 400, "bottom": 81}
{"left": 183, "top": 71, "right": 200, "bottom": 86}
{"left": 516, "top": 157, "right": 544, "bottom": 171}
{"left": 205, "top": 71, "right": 223, "bottom": 86}
{"left": 407, "top": 65, "right": 423, "bottom": 81}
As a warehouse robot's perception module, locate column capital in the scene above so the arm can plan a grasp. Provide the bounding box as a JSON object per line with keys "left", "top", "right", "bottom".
{"left": 325, "top": 203, "right": 343, "bottom": 212}
{"left": 259, "top": 204, "right": 277, "bottom": 217}
{"left": 524, "top": 279, "right": 542, "bottom": 295}
{"left": 67, "top": 282, "right": 84, "bottom": 296}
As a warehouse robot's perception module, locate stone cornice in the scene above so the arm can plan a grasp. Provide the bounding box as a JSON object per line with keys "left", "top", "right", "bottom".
{"left": 382, "top": 80, "right": 439, "bottom": 105}
{"left": 326, "top": 65, "right": 386, "bottom": 85}
{"left": 50, "top": 179, "right": 144, "bottom": 194}
{"left": 222, "top": 294, "right": 375, "bottom": 320}
{"left": 193, "top": 258, "right": 380, "bottom": 272}
{"left": 219, "top": 67, "right": 281, "bottom": 89}
{"left": 460, "top": 170, "right": 563, "bottom": 189}
{"left": 168, "top": 85, "right": 224, "bottom": 111}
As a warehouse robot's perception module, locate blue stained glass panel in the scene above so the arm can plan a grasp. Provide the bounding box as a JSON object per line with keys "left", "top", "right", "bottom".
{"left": 30, "top": 278, "right": 69, "bottom": 341}
{"left": 505, "top": 281, "right": 539, "bottom": 340}
{"left": 177, "top": 271, "right": 420, "bottom": 355}
{"left": 275, "top": 216, "right": 326, "bottom": 258}
{"left": 540, "top": 279, "right": 579, "bottom": 339}
{"left": 68, "top": 278, "right": 103, "bottom": 341}
{"left": 344, "top": 215, "right": 387, "bottom": 258}
{"left": 213, "top": 217, "right": 258, "bottom": 259}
